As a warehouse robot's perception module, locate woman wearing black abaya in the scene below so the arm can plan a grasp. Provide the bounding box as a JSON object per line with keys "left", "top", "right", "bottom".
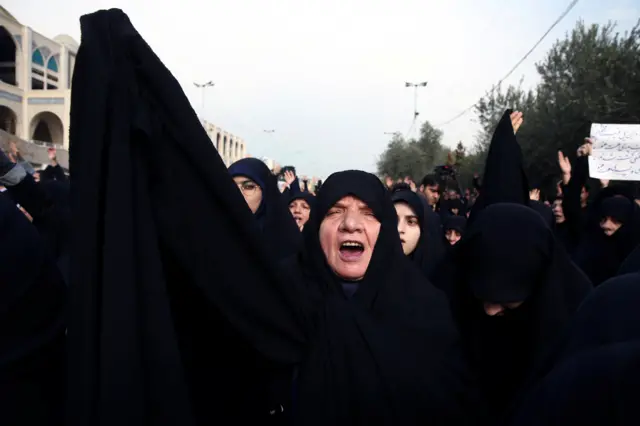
{"left": 573, "top": 186, "right": 640, "bottom": 285}
{"left": 281, "top": 170, "right": 477, "bottom": 425}
{"left": 229, "top": 158, "right": 301, "bottom": 259}
{"left": 391, "top": 185, "right": 446, "bottom": 278}
{"left": 510, "top": 273, "right": 640, "bottom": 426}
{"left": 440, "top": 203, "right": 591, "bottom": 424}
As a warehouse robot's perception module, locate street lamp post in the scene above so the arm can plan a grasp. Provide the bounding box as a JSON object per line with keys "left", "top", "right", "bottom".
{"left": 193, "top": 80, "right": 215, "bottom": 122}
{"left": 405, "top": 81, "right": 428, "bottom": 119}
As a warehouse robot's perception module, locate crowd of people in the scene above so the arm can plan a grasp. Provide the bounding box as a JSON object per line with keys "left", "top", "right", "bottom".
{"left": 1, "top": 9, "right": 639, "bottom": 426}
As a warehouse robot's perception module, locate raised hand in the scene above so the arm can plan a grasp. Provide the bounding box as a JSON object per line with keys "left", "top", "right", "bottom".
{"left": 577, "top": 138, "right": 593, "bottom": 157}
{"left": 557, "top": 151, "right": 571, "bottom": 175}
{"left": 284, "top": 170, "right": 296, "bottom": 186}
{"left": 510, "top": 111, "right": 524, "bottom": 134}
{"left": 529, "top": 188, "right": 540, "bottom": 201}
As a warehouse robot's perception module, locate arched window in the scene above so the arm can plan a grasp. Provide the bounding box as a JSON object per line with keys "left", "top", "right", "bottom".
{"left": 47, "top": 56, "right": 58, "bottom": 72}
{"left": 32, "top": 49, "right": 44, "bottom": 66}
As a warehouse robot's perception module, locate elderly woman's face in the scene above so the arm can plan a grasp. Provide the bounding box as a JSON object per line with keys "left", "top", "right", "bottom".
{"left": 319, "top": 196, "right": 381, "bottom": 281}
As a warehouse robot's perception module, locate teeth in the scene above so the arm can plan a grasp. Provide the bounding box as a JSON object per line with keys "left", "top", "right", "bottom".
{"left": 341, "top": 242, "right": 363, "bottom": 248}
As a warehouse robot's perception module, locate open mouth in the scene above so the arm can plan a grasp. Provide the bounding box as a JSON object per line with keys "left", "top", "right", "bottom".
{"left": 339, "top": 241, "right": 365, "bottom": 261}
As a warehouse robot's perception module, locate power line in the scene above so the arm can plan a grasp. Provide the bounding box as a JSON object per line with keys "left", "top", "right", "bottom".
{"left": 436, "top": 0, "right": 580, "bottom": 127}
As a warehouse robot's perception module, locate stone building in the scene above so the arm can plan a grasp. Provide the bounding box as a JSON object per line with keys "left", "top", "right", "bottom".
{"left": 0, "top": 6, "right": 76, "bottom": 150}
{"left": 203, "top": 120, "right": 246, "bottom": 166}
{"left": 0, "top": 7, "right": 248, "bottom": 170}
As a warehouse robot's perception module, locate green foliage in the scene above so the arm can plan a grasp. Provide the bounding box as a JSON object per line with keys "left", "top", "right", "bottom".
{"left": 469, "top": 20, "right": 640, "bottom": 183}
{"left": 376, "top": 121, "right": 448, "bottom": 181}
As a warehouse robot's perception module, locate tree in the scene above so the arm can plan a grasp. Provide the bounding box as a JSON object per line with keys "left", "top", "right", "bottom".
{"left": 376, "top": 121, "right": 448, "bottom": 181}
{"left": 467, "top": 19, "right": 640, "bottom": 184}
{"left": 454, "top": 141, "right": 466, "bottom": 167}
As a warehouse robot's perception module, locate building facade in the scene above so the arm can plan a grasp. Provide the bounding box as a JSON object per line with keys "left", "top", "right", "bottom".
{"left": 203, "top": 120, "right": 246, "bottom": 166}
{"left": 0, "top": 7, "right": 249, "bottom": 170}
{"left": 0, "top": 6, "right": 76, "bottom": 150}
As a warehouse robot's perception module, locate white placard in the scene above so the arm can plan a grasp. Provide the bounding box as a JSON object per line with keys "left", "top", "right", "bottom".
{"left": 588, "top": 123, "right": 640, "bottom": 181}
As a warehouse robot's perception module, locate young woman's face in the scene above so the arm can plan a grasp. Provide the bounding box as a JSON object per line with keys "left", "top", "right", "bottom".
{"left": 289, "top": 199, "right": 311, "bottom": 230}
{"left": 445, "top": 229, "right": 462, "bottom": 245}
{"left": 395, "top": 202, "right": 421, "bottom": 255}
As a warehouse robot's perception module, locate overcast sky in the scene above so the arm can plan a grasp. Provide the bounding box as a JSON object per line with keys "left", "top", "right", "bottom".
{"left": 8, "top": 0, "right": 639, "bottom": 178}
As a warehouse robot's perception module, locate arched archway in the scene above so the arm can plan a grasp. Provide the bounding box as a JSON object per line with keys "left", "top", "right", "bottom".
{"left": 30, "top": 111, "right": 64, "bottom": 145}
{"left": 216, "top": 132, "right": 221, "bottom": 152}
{"left": 0, "top": 105, "right": 17, "bottom": 134}
{"left": 0, "top": 26, "right": 17, "bottom": 86}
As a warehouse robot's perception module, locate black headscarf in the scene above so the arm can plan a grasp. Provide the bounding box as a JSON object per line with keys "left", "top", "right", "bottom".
{"left": 0, "top": 192, "right": 66, "bottom": 426}
{"left": 437, "top": 203, "right": 591, "bottom": 422}
{"left": 229, "top": 158, "right": 301, "bottom": 260}
{"left": 287, "top": 191, "right": 316, "bottom": 213}
{"left": 391, "top": 188, "right": 445, "bottom": 278}
{"left": 287, "top": 170, "right": 479, "bottom": 425}
{"left": 443, "top": 215, "right": 467, "bottom": 235}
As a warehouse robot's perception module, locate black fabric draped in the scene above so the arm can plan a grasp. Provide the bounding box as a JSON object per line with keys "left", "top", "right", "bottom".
{"left": 510, "top": 273, "right": 640, "bottom": 425}
{"left": 229, "top": 157, "right": 301, "bottom": 259}
{"left": 285, "top": 170, "right": 478, "bottom": 425}
{"left": 69, "top": 10, "right": 306, "bottom": 425}
{"left": 435, "top": 203, "right": 592, "bottom": 423}
{"left": 391, "top": 188, "right": 445, "bottom": 278}
{"left": 468, "top": 110, "right": 530, "bottom": 223}
{"left": 619, "top": 243, "right": 640, "bottom": 274}
{"left": 509, "top": 341, "right": 640, "bottom": 426}
{"left": 0, "top": 192, "right": 66, "bottom": 426}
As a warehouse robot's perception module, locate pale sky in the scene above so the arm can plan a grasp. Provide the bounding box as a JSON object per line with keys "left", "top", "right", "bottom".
{"left": 8, "top": 0, "right": 639, "bottom": 178}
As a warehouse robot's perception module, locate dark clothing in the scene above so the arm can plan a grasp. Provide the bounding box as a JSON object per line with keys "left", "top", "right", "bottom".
{"left": 510, "top": 273, "right": 640, "bottom": 426}
{"left": 391, "top": 188, "right": 446, "bottom": 278}
{"left": 6, "top": 175, "right": 71, "bottom": 283}
{"left": 0, "top": 192, "right": 67, "bottom": 426}
{"left": 229, "top": 158, "right": 302, "bottom": 260}
{"left": 435, "top": 204, "right": 592, "bottom": 424}
{"left": 69, "top": 10, "right": 476, "bottom": 426}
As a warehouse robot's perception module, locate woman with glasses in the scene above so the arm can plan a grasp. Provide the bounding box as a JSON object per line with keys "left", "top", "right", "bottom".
{"left": 229, "top": 158, "right": 301, "bottom": 261}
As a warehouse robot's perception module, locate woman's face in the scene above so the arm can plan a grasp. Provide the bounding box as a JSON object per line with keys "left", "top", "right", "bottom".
{"left": 600, "top": 216, "right": 622, "bottom": 236}
{"left": 394, "top": 202, "right": 421, "bottom": 255}
{"left": 233, "top": 176, "right": 262, "bottom": 214}
{"left": 289, "top": 199, "right": 311, "bottom": 230}
{"left": 319, "top": 196, "right": 381, "bottom": 281}
{"left": 445, "top": 229, "right": 462, "bottom": 245}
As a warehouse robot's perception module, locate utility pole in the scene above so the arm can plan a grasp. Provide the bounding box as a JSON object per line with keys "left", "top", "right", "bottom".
{"left": 193, "top": 80, "right": 215, "bottom": 122}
